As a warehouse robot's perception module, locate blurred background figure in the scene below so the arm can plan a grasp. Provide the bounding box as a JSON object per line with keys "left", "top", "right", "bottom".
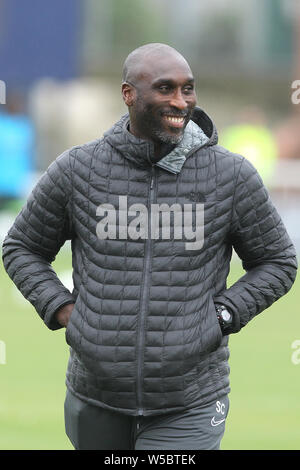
{"left": 219, "top": 106, "right": 278, "bottom": 186}
{"left": 275, "top": 112, "right": 300, "bottom": 160}
{"left": 0, "top": 92, "right": 34, "bottom": 211}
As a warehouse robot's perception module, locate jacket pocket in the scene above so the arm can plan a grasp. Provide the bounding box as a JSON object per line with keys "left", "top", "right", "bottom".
{"left": 65, "top": 294, "right": 81, "bottom": 347}
{"left": 200, "top": 294, "right": 223, "bottom": 354}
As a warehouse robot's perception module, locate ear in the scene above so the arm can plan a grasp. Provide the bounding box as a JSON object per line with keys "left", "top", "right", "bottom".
{"left": 122, "top": 83, "right": 135, "bottom": 107}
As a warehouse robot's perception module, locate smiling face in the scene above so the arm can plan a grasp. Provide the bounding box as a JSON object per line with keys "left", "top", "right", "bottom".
{"left": 122, "top": 45, "right": 197, "bottom": 148}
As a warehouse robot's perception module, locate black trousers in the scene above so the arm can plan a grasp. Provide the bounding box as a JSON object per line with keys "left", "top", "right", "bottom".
{"left": 64, "top": 390, "right": 229, "bottom": 450}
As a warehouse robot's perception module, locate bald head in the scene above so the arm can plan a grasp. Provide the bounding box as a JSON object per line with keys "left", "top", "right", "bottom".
{"left": 121, "top": 43, "right": 197, "bottom": 153}
{"left": 122, "top": 43, "right": 191, "bottom": 85}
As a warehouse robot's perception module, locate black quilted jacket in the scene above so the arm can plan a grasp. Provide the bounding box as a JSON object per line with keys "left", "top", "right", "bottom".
{"left": 2, "top": 107, "right": 297, "bottom": 416}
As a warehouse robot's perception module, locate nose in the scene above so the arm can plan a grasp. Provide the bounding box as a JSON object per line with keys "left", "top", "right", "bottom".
{"left": 169, "top": 89, "right": 187, "bottom": 110}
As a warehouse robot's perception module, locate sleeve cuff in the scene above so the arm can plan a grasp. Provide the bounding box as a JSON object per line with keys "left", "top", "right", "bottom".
{"left": 43, "top": 295, "right": 75, "bottom": 331}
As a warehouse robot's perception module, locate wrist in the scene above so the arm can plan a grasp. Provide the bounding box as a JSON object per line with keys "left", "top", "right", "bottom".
{"left": 215, "top": 304, "right": 233, "bottom": 334}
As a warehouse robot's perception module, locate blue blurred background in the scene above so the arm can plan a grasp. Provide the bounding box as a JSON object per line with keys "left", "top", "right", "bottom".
{"left": 0, "top": 0, "right": 299, "bottom": 450}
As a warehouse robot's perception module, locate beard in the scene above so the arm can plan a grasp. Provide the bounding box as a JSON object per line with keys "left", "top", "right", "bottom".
{"left": 131, "top": 96, "right": 193, "bottom": 146}
{"left": 151, "top": 127, "right": 184, "bottom": 145}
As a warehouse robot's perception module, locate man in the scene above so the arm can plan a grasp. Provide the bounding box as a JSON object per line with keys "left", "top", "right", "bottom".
{"left": 2, "top": 43, "right": 298, "bottom": 450}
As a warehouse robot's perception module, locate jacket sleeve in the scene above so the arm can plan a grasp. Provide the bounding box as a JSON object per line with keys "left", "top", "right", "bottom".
{"left": 2, "top": 150, "right": 76, "bottom": 331}
{"left": 214, "top": 156, "right": 298, "bottom": 334}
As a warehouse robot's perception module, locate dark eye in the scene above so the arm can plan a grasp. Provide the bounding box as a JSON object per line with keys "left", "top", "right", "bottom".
{"left": 183, "top": 86, "right": 194, "bottom": 94}
{"left": 159, "top": 85, "right": 170, "bottom": 92}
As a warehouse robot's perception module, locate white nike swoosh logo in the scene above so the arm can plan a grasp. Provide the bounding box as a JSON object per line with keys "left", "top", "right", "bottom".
{"left": 211, "top": 416, "right": 226, "bottom": 426}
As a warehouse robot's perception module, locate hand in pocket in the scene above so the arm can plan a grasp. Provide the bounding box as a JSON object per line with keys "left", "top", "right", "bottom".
{"left": 55, "top": 303, "right": 75, "bottom": 327}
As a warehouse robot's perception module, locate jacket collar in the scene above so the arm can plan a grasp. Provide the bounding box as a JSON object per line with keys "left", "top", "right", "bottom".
{"left": 104, "top": 106, "right": 218, "bottom": 174}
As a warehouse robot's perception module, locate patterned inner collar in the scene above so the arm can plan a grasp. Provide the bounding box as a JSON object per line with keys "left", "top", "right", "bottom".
{"left": 155, "top": 120, "right": 209, "bottom": 174}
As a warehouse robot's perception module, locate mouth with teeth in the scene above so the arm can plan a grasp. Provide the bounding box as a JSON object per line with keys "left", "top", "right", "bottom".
{"left": 163, "top": 114, "right": 186, "bottom": 128}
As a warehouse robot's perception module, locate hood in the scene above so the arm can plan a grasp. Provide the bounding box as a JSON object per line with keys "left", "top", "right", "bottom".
{"left": 104, "top": 106, "right": 218, "bottom": 174}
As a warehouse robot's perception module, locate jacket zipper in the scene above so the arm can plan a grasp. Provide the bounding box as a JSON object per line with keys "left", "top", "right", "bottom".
{"left": 136, "top": 165, "right": 156, "bottom": 415}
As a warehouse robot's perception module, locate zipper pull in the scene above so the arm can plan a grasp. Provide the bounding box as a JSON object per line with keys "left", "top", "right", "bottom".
{"left": 150, "top": 165, "right": 155, "bottom": 190}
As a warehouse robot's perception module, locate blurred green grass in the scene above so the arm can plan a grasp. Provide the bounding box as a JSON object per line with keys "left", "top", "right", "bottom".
{"left": 0, "top": 244, "right": 299, "bottom": 450}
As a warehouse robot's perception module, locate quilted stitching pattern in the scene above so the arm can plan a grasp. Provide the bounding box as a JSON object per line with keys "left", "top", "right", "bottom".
{"left": 2, "top": 107, "right": 297, "bottom": 416}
